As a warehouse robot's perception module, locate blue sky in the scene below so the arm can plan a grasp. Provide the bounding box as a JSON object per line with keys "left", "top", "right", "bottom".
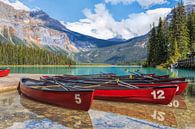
{"left": 5, "top": 0, "right": 195, "bottom": 39}
{"left": 20, "top": 0, "right": 178, "bottom": 22}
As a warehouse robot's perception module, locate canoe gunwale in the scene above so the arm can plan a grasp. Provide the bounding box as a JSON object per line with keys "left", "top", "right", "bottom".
{"left": 20, "top": 78, "right": 94, "bottom": 92}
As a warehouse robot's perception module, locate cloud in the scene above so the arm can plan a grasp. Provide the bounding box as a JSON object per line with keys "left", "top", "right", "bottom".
{"left": 184, "top": 0, "right": 195, "bottom": 5}
{"left": 105, "top": 0, "right": 167, "bottom": 8}
{"left": 65, "top": 4, "right": 171, "bottom": 40}
{"left": 0, "top": 0, "right": 30, "bottom": 11}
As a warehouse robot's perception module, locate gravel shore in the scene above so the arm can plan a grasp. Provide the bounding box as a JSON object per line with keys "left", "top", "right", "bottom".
{"left": 0, "top": 74, "right": 43, "bottom": 93}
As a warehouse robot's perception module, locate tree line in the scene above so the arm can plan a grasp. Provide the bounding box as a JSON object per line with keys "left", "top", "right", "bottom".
{"left": 146, "top": 2, "right": 195, "bottom": 67}
{"left": 0, "top": 42, "right": 76, "bottom": 65}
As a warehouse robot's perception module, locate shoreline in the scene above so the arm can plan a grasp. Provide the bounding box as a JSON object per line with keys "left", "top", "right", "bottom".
{"left": 0, "top": 74, "right": 44, "bottom": 93}
{"left": 0, "top": 65, "right": 142, "bottom": 67}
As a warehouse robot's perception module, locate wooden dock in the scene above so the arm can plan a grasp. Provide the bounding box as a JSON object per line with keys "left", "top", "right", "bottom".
{"left": 173, "top": 53, "right": 195, "bottom": 68}
{"left": 173, "top": 58, "right": 195, "bottom": 68}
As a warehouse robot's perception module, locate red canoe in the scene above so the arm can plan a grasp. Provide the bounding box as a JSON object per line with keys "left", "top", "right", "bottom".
{"left": 137, "top": 74, "right": 169, "bottom": 79}
{"left": 17, "top": 78, "right": 94, "bottom": 111}
{"left": 142, "top": 74, "right": 169, "bottom": 78}
{"left": 41, "top": 76, "right": 177, "bottom": 105}
{"left": 43, "top": 75, "right": 187, "bottom": 95}
{"left": 93, "top": 86, "right": 177, "bottom": 105}
{"left": 60, "top": 74, "right": 186, "bottom": 83}
{"left": 149, "top": 74, "right": 169, "bottom": 79}
{"left": 132, "top": 81, "right": 188, "bottom": 95}
{"left": 119, "top": 75, "right": 185, "bottom": 82}
{"left": 0, "top": 68, "right": 10, "bottom": 77}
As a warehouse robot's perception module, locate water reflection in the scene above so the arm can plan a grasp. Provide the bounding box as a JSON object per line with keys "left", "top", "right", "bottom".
{"left": 0, "top": 91, "right": 92, "bottom": 129}
{"left": 92, "top": 100, "right": 177, "bottom": 128}
{"left": 20, "top": 96, "right": 93, "bottom": 129}
{"left": 0, "top": 91, "right": 195, "bottom": 129}
{"left": 7, "top": 66, "right": 134, "bottom": 75}
{"left": 91, "top": 95, "right": 195, "bottom": 129}
{"left": 167, "top": 96, "right": 187, "bottom": 109}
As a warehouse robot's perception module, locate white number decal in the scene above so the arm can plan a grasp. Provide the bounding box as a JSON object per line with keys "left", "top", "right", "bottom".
{"left": 151, "top": 90, "right": 165, "bottom": 99}
{"left": 176, "top": 86, "right": 179, "bottom": 92}
{"left": 151, "top": 110, "right": 165, "bottom": 121}
{"left": 75, "top": 94, "right": 82, "bottom": 104}
{"left": 168, "top": 100, "right": 179, "bottom": 108}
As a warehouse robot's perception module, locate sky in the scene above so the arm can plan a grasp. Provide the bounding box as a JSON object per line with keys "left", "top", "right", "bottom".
{"left": 3, "top": 0, "right": 195, "bottom": 39}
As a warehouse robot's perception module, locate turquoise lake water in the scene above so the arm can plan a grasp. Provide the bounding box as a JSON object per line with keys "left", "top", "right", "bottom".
{"left": 0, "top": 66, "right": 195, "bottom": 129}
{"left": 2, "top": 66, "right": 195, "bottom": 78}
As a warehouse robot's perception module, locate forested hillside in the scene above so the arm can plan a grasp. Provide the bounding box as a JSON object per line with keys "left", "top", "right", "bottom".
{"left": 147, "top": 2, "right": 195, "bottom": 67}
{"left": 0, "top": 43, "right": 76, "bottom": 65}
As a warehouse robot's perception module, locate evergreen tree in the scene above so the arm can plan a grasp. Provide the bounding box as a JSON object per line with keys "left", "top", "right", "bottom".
{"left": 187, "top": 10, "right": 195, "bottom": 52}
{"left": 168, "top": 38, "right": 180, "bottom": 64}
{"left": 156, "top": 17, "right": 168, "bottom": 65}
{"left": 171, "top": 2, "right": 190, "bottom": 59}
{"left": 147, "top": 24, "right": 157, "bottom": 66}
{"left": 147, "top": 2, "right": 191, "bottom": 67}
{"left": 0, "top": 42, "right": 76, "bottom": 65}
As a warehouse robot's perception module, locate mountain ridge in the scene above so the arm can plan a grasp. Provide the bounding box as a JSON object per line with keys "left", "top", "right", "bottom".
{"left": 0, "top": 1, "right": 194, "bottom": 64}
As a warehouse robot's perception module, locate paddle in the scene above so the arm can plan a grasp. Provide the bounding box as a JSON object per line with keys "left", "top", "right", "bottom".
{"left": 43, "top": 76, "right": 140, "bottom": 90}
{"left": 49, "top": 76, "right": 111, "bottom": 85}
{"left": 43, "top": 76, "right": 115, "bottom": 89}
{"left": 41, "top": 77, "right": 76, "bottom": 91}
{"left": 115, "top": 79, "right": 139, "bottom": 89}
{"left": 125, "top": 70, "right": 140, "bottom": 76}
{"left": 48, "top": 75, "right": 150, "bottom": 87}
{"left": 126, "top": 69, "right": 160, "bottom": 81}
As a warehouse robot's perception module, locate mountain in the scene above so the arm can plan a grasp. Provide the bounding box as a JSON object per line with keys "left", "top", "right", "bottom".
{"left": 76, "top": 34, "right": 148, "bottom": 64}
{"left": 0, "top": 1, "right": 78, "bottom": 55}
{"left": 0, "top": 0, "right": 149, "bottom": 64}
{"left": 166, "top": 4, "right": 195, "bottom": 22}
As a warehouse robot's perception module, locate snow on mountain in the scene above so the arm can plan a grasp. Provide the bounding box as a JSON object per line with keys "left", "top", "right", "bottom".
{"left": 2, "top": 1, "right": 193, "bottom": 64}
{"left": 0, "top": 0, "right": 30, "bottom": 11}
{"left": 0, "top": 1, "right": 80, "bottom": 55}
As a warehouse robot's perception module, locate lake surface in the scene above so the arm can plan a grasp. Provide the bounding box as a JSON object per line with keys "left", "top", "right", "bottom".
{"left": 0, "top": 66, "right": 195, "bottom": 129}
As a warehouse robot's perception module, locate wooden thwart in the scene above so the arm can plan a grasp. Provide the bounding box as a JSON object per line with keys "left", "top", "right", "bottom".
{"left": 31, "top": 85, "right": 60, "bottom": 89}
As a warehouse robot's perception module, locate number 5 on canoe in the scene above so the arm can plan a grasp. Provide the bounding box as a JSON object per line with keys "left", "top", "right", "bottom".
{"left": 75, "top": 94, "right": 82, "bottom": 104}
{"left": 151, "top": 90, "right": 165, "bottom": 99}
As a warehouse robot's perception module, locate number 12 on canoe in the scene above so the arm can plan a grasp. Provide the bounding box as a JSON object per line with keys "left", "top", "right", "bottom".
{"left": 151, "top": 90, "right": 165, "bottom": 99}
{"left": 75, "top": 94, "right": 82, "bottom": 104}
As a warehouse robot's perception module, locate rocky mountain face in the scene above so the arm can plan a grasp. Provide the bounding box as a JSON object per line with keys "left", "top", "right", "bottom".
{"left": 0, "top": 2, "right": 78, "bottom": 55}
{"left": 166, "top": 4, "right": 195, "bottom": 22}
{"left": 0, "top": 1, "right": 148, "bottom": 63}
{"left": 76, "top": 35, "right": 148, "bottom": 64}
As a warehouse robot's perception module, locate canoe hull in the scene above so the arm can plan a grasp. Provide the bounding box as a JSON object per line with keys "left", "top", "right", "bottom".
{"left": 0, "top": 68, "right": 10, "bottom": 77}
{"left": 18, "top": 82, "right": 94, "bottom": 111}
{"left": 94, "top": 86, "right": 177, "bottom": 105}
{"left": 132, "top": 82, "right": 188, "bottom": 95}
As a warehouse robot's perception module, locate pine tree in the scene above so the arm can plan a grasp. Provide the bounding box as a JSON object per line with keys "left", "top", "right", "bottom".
{"left": 168, "top": 38, "right": 180, "bottom": 63}
{"left": 147, "top": 23, "right": 157, "bottom": 66}
{"left": 0, "top": 42, "right": 76, "bottom": 65}
{"left": 172, "top": 2, "right": 190, "bottom": 59}
{"left": 156, "top": 17, "right": 168, "bottom": 65}
{"left": 187, "top": 10, "right": 195, "bottom": 52}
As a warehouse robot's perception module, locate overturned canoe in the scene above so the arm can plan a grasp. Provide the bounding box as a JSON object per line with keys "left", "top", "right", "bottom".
{"left": 0, "top": 68, "right": 10, "bottom": 77}
{"left": 17, "top": 78, "right": 94, "bottom": 111}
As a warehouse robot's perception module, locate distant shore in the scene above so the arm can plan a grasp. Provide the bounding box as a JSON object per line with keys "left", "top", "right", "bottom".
{"left": 0, "top": 64, "right": 142, "bottom": 67}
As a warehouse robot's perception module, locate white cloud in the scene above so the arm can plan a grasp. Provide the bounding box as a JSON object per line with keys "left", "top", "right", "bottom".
{"left": 184, "top": 0, "right": 195, "bottom": 5}
{"left": 0, "top": 0, "right": 30, "bottom": 11}
{"left": 65, "top": 4, "right": 171, "bottom": 40}
{"left": 105, "top": 0, "right": 167, "bottom": 8}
